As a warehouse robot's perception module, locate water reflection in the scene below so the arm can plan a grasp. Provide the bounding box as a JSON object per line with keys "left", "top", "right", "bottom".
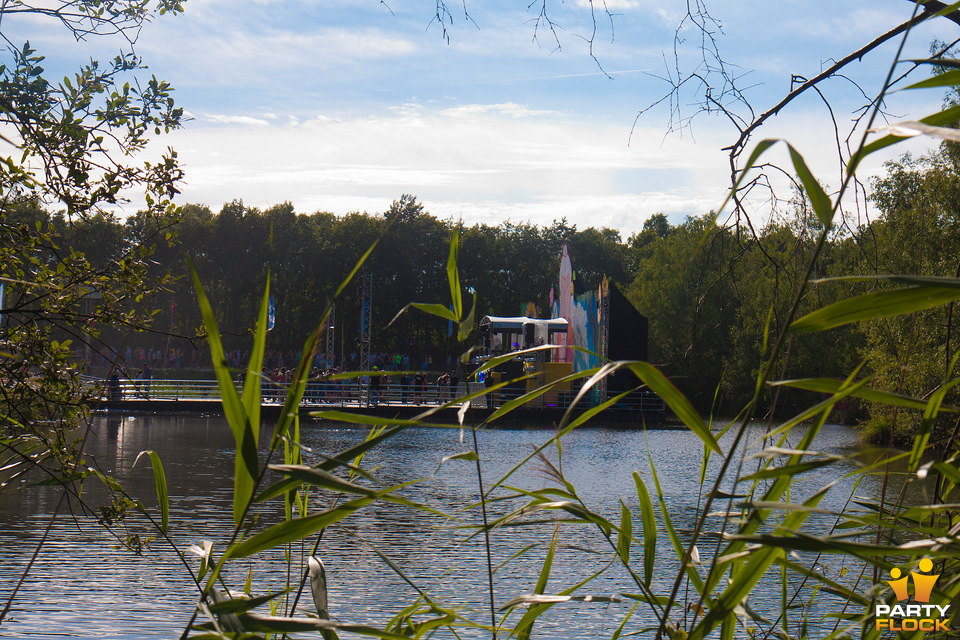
{"left": 0, "top": 414, "right": 914, "bottom": 639}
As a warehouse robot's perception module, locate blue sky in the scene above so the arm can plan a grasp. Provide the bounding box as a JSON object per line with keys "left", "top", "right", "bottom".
{"left": 22, "top": 0, "right": 959, "bottom": 235}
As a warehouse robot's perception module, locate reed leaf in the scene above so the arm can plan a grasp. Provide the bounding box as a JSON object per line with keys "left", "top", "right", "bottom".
{"left": 230, "top": 613, "right": 410, "bottom": 638}
{"left": 617, "top": 502, "right": 633, "bottom": 566}
{"left": 132, "top": 449, "right": 168, "bottom": 533}
{"left": 447, "top": 229, "right": 462, "bottom": 321}
{"left": 632, "top": 472, "right": 657, "bottom": 587}
{"left": 207, "top": 591, "right": 288, "bottom": 615}
{"left": 255, "top": 424, "right": 409, "bottom": 503}
{"left": 774, "top": 558, "right": 869, "bottom": 607}
{"left": 740, "top": 458, "right": 839, "bottom": 482}
{"left": 458, "top": 291, "right": 476, "bottom": 343}
{"left": 190, "top": 262, "right": 260, "bottom": 527}
{"left": 514, "top": 525, "right": 559, "bottom": 640}
{"left": 269, "top": 464, "right": 379, "bottom": 498}
{"left": 226, "top": 497, "right": 375, "bottom": 558}
{"left": 790, "top": 286, "right": 960, "bottom": 333}
{"left": 691, "top": 483, "right": 834, "bottom": 639}
{"left": 852, "top": 103, "right": 960, "bottom": 173}
{"left": 626, "top": 362, "right": 720, "bottom": 454}
{"left": 241, "top": 280, "right": 270, "bottom": 441}
{"left": 787, "top": 143, "right": 834, "bottom": 227}
{"left": 770, "top": 377, "right": 948, "bottom": 411}
{"left": 647, "top": 449, "right": 705, "bottom": 594}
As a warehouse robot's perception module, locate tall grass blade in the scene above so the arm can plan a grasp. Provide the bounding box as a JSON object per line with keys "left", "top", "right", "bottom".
{"left": 269, "top": 464, "right": 379, "bottom": 497}
{"left": 770, "top": 377, "right": 949, "bottom": 411}
{"left": 458, "top": 291, "right": 477, "bottom": 343}
{"left": 790, "top": 286, "right": 960, "bottom": 333}
{"left": 691, "top": 484, "right": 834, "bottom": 639}
{"left": 190, "top": 262, "right": 259, "bottom": 527}
{"left": 514, "top": 526, "right": 558, "bottom": 640}
{"left": 787, "top": 143, "right": 834, "bottom": 227}
{"left": 617, "top": 501, "right": 633, "bottom": 566}
{"left": 447, "top": 229, "right": 462, "bottom": 320}
{"left": 901, "top": 67, "right": 960, "bottom": 90}
{"left": 852, "top": 104, "right": 960, "bottom": 173}
{"left": 133, "top": 449, "right": 168, "bottom": 533}
{"left": 632, "top": 472, "right": 657, "bottom": 587}
{"left": 207, "top": 591, "right": 289, "bottom": 615}
{"left": 241, "top": 280, "right": 270, "bottom": 440}
{"left": 256, "top": 424, "right": 410, "bottom": 503}
{"left": 647, "top": 450, "right": 705, "bottom": 594}
{"left": 227, "top": 497, "right": 375, "bottom": 558}
{"left": 627, "top": 362, "right": 721, "bottom": 454}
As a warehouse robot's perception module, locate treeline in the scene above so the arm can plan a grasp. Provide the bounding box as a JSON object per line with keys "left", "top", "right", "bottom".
{"left": 10, "top": 150, "right": 960, "bottom": 440}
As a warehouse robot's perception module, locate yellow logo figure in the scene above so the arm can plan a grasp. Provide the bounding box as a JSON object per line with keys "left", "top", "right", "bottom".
{"left": 886, "top": 558, "right": 940, "bottom": 602}
{"left": 887, "top": 567, "right": 910, "bottom": 601}
{"left": 912, "top": 558, "right": 940, "bottom": 603}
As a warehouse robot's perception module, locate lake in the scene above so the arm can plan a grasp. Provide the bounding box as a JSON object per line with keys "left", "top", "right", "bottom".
{"left": 0, "top": 413, "right": 898, "bottom": 639}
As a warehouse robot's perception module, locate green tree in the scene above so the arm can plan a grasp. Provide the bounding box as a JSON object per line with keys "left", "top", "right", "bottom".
{"left": 0, "top": 0, "right": 185, "bottom": 535}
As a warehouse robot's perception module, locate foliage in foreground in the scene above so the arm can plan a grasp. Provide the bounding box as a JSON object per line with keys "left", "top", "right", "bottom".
{"left": 9, "top": 3, "right": 960, "bottom": 640}
{"left": 137, "top": 11, "right": 960, "bottom": 639}
{"left": 0, "top": 0, "right": 185, "bottom": 574}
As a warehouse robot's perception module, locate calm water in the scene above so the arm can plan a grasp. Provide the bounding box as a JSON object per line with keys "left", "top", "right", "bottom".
{"left": 0, "top": 414, "right": 902, "bottom": 639}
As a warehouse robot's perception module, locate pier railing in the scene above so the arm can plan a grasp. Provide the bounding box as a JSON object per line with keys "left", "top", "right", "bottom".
{"left": 93, "top": 377, "right": 667, "bottom": 414}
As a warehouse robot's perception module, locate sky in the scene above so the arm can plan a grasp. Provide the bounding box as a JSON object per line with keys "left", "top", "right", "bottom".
{"left": 16, "top": 0, "right": 960, "bottom": 236}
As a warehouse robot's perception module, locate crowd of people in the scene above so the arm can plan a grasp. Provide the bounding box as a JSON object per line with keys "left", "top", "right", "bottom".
{"left": 97, "top": 342, "right": 474, "bottom": 406}
{"left": 261, "top": 365, "right": 467, "bottom": 406}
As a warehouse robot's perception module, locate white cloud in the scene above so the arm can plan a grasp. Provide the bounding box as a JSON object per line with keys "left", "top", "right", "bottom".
{"left": 573, "top": 0, "right": 642, "bottom": 10}
{"left": 156, "top": 102, "right": 737, "bottom": 235}
{"left": 440, "top": 103, "right": 558, "bottom": 118}
{"left": 204, "top": 114, "right": 273, "bottom": 126}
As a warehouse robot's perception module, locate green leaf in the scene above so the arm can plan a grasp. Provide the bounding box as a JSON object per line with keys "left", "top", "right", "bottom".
{"left": 627, "top": 362, "right": 721, "bottom": 454}
{"left": 740, "top": 458, "right": 838, "bottom": 482}
{"left": 387, "top": 301, "right": 456, "bottom": 327}
{"left": 647, "top": 451, "right": 704, "bottom": 593}
{"left": 691, "top": 485, "right": 833, "bottom": 639}
{"left": 515, "top": 526, "right": 559, "bottom": 640}
{"left": 133, "top": 449, "right": 169, "bottom": 533}
{"left": 458, "top": 292, "right": 476, "bottom": 342}
{"left": 438, "top": 451, "right": 478, "bottom": 465}
{"left": 227, "top": 497, "right": 374, "bottom": 558}
{"left": 787, "top": 142, "right": 834, "bottom": 227}
{"left": 790, "top": 286, "right": 960, "bottom": 333}
{"left": 931, "top": 2, "right": 960, "bottom": 19}
{"left": 271, "top": 320, "right": 327, "bottom": 451}
{"left": 269, "top": 464, "right": 378, "bottom": 498}
{"left": 632, "top": 472, "right": 657, "bottom": 587}
{"left": 241, "top": 277, "right": 271, "bottom": 439}
{"left": 191, "top": 261, "right": 258, "bottom": 527}
{"left": 447, "top": 230, "right": 462, "bottom": 320}
{"left": 901, "top": 67, "right": 960, "bottom": 91}
{"left": 256, "top": 424, "right": 411, "bottom": 503}
{"left": 232, "top": 613, "right": 409, "bottom": 639}
{"left": 617, "top": 502, "right": 632, "bottom": 566}
{"left": 770, "top": 377, "right": 950, "bottom": 411}
{"left": 208, "top": 591, "right": 287, "bottom": 615}
{"left": 853, "top": 103, "right": 960, "bottom": 174}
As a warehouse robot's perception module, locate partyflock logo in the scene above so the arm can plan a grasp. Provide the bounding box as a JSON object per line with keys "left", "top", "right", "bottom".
{"left": 875, "top": 558, "right": 951, "bottom": 633}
